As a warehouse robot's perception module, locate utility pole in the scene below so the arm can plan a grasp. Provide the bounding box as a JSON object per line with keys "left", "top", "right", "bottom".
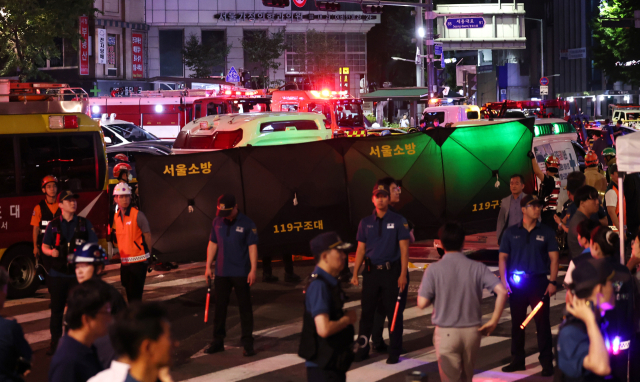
{"left": 424, "top": 0, "right": 436, "bottom": 95}
{"left": 415, "top": 0, "right": 424, "bottom": 87}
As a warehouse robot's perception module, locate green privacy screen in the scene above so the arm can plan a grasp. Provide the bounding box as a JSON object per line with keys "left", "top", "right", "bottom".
{"left": 137, "top": 119, "right": 534, "bottom": 262}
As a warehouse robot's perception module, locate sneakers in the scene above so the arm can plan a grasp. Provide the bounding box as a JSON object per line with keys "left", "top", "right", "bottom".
{"left": 243, "top": 348, "right": 256, "bottom": 357}
{"left": 45, "top": 339, "right": 59, "bottom": 356}
{"left": 501, "top": 362, "right": 526, "bottom": 372}
{"left": 284, "top": 272, "right": 301, "bottom": 283}
{"left": 541, "top": 363, "right": 554, "bottom": 377}
{"left": 204, "top": 342, "right": 225, "bottom": 354}
{"left": 386, "top": 354, "right": 400, "bottom": 364}
{"left": 262, "top": 274, "right": 279, "bottom": 283}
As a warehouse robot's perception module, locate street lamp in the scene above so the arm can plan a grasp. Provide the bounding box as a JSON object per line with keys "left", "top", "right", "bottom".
{"left": 417, "top": 27, "right": 425, "bottom": 38}
{"left": 391, "top": 57, "right": 415, "bottom": 63}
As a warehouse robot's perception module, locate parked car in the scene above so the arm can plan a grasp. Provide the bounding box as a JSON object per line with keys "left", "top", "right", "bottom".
{"left": 172, "top": 112, "right": 332, "bottom": 154}
{"left": 97, "top": 114, "right": 173, "bottom": 149}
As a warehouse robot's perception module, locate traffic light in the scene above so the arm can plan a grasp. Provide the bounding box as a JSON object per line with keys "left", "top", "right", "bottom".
{"left": 316, "top": 1, "right": 340, "bottom": 11}
{"left": 262, "top": 0, "right": 289, "bottom": 7}
{"left": 361, "top": 4, "right": 383, "bottom": 14}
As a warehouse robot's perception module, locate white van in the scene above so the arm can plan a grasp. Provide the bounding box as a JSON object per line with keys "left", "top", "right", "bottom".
{"left": 422, "top": 105, "right": 481, "bottom": 126}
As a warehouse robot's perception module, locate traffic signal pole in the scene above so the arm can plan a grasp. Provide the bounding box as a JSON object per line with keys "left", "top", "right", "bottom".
{"left": 415, "top": 1, "right": 424, "bottom": 88}
{"left": 424, "top": 0, "right": 436, "bottom": 95}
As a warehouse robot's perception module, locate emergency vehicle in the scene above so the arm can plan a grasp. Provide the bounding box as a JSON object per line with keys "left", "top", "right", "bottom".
{"left": 88, "top": 87, "right": 267, "bottom": 140}
{"left": 609, "top": 105, "right": 640, "bottom": 128}
{"left": 270, "top": 90, "right": 367, "bottom": 137}
{"left": 422, "top": 104, "right": 481, "bottom": 125}
{"left": 0, "top": 80, "right": 109, "bottom": 298}
{"left": 481, "top": 99, "right": 569, "bottom": 119}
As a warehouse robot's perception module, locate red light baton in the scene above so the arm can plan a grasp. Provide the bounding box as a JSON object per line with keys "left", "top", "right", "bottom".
{"left": 520, "top": 297, "right": 546, "bottom": 329}
{"left": 204, "top": 277, "right": 212, "bottom": 323}
{"left": 390, "top": 294, "right": 402, "bottom": 332}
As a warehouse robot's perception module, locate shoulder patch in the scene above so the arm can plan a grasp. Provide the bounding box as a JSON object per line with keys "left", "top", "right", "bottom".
{"left": 252, "top": 228, "right": 257, "bottom": 234}
{"left": 403, "top": 223, "right": 409, "bottom": 229}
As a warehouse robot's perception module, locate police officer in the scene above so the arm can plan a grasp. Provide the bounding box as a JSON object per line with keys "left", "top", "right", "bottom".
{"left": 557, "top": 258, "right": 629, "bottom": 381}
{"left": 31, "top": 176, "right": 61, "bottom": 269}
{"left": 613, "top": 119, "right": 625, "bottom": 143}
{"left": 350, "top": 184, "right": 411, "bottom": 364}
{"left": 498, "top": 194, "right": 559, "bottom": 376}
{"left": 41, "top": 190, "right": 98, "bottom": 355}
{"left": 531, "top": 154, "right": 561, "bottom": 230}
{"left": 0, "top": 267, "right": 32, "bottom": 381}
{"left": 112, "top": 183, "right": 151, "bottom": 303}
{"left": 204, "top": 194, "right": 258, "bottom": 357}
{"left": 298, "top": 232, "right": 358, "bottom": 382}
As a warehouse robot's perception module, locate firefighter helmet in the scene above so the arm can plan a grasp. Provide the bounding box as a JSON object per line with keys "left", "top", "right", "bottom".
{"left": 113, "top": 153, "right": 129, "bottom": 162}
{"left": 602, "top": 147, "right": 616, "bottom": 157}
{"left": 585, "top": 151, "right": 599, "bottom": 167}
{"left": 113, "top": 163, "right": 133, "bottom": 179}
{"left": 41, "top": 175, "right": 58, "bottom": 188}
{"left": 113, "top": 183, "right": 132, "bottom": 196}
{"left": 545, "top": 155, "right": 560, "bottom": 170}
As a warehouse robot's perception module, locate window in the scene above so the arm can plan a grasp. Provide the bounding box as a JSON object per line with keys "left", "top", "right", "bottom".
{"left": 424, "top": 112, "right": 445, "bottom": 124}
{"left": 42, "top": 38, "right": 78, "bottom": 69}
{"left": 106, "top": 34, "right": 118, "bottom": 76}
{"left": 160, "top": 30, "right": 184, "bottom": 77}
{"left": 101, "top": 127, "right": 124, "bottom": 146}
{"left": 194, "top": 104, "right": 201, "bottom": 119}
{"left": 260, "top": 120, "right": 319, "bottom": 132}
{"left": 206, "top": 102, "right": 225, "bottom": 116}
{"left": 281, "top": 104, "right": 299, "bottom": 112}
{"left": 201, "top": 30, "right": 227, "bottom": 77}
{"left": 107, "top": 124, "right": 158, "bottom": 142}
{"left": 346, "top": 34, "right": 365, "bottom": 52}
{"left": 230, "top": 100, "right": 269, "bottom": 113}
{"left": 243, "top": 30, "right": 267, "bottom": 76}
{"left": 20, "top": 134, "right": 98, "bottom": 194}
{"left": 0, "top": 137, "right": 16, "bottom": 196}
{"left": 308, "top": 103, "right": 332, "bottom": 124}
{"left": 335, "top": 102, "right": 364, "bottom": 128}
{"left": 284, "top": 32, "right": 367, "bottom": 76}
{"left": 466, "top": 111, "right": 480, "bottom": 120}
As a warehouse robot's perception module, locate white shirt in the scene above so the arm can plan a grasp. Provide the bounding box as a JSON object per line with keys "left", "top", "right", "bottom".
{"left": 565, "top": 260, "right": 576, "bottom": 285}
{"left": 88, "top": 360, "right": 130, "bottom": 382}
{"left": 605, "top": 189, "right": 618, "bottom": 208}
{"left": 400, "top": 119, "right": 409, "bottom": 127}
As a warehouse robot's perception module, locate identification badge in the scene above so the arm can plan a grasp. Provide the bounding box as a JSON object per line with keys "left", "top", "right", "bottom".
{"left": 536, "top": 235, "right": 545, "bottom": 242}
{"left": 236, "top": 226, "right": 244, "bottom": 233}
{"left": 387, "top": 223, "right": 395, "bottom": 229}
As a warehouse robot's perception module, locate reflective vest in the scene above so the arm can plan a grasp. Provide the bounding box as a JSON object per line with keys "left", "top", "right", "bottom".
{"left": 37, "top": 200, "right": 60, "bottom": 270}
{"left": 611, "top": 183, "right": 627, "bottom": 225}
{"left": 48, "top": 216, "right": 88, "bottom": 275}
{"left": 113, "top": 207, "right": 149, "bottom": 264}
{"left": 540, "top": 175, "right": 561, "bottom": 212}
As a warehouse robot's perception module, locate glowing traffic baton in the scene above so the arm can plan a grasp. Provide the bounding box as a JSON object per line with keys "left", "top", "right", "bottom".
{"left": 520, "top": 300, "right": 543, "bottom": 329}
{"left": 390, "top": 294, "right": 402, "bottom": 332}
{"left": 204, "top": 277, "right": 212, "bottom": 323}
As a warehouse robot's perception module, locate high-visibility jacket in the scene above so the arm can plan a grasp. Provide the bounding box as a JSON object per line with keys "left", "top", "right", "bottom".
{"left": 113, "top": 206, "right": 149, "bottom": 264}
{"left": 612, "top": 183, "right": 627, "bottom": 225}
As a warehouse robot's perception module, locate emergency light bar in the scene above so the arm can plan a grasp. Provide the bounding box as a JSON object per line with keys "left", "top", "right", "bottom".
{"left": 533, "top": 123, "right": 576, "bottom": 137}
{"left": 49, "top": 115, "right": 78, "bottom": 130}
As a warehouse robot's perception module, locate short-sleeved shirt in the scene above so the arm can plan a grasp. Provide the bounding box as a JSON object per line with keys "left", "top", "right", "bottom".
{"left": 565, "top": 202, "right": 606, "bottom": 223}
{"left": 49, "top": 335, "right": 103, "bottom": 382}
{"left": 605, "top": 189, "right": 618, "bottom": 208}
{"left": 557, "top": 322, "right": 605, "bottom": 380}
{"left": 499, "top": 221, "right": 558, "bottom": 275}
{"left": 418, "top": 252, "right": 500, "bottom": 327}
{"left": 305, "top": 266, "right": 339, "bottom": 367}
{"left": 508, "top": 193, "right": 524, "bottom": 227}
{"left": 30, "top": 200, "right": 59, "bottom": 226}
{"left": 115, "top": 207, "right": 150, "bottom": 233}
{"left": 567, "top": 210, "right": 589, "bottom": 259}
{"left": 209, "top": 212, "right": 258, "bottom": 277}
{"left": 42, "top": 216, "right": 98, "bottom": 278}
{"left": 356, "top": 210, "right": 411, "bottom": 265}
{"left": 564, "top": 249, "right": 591, "bottom": 285}
{"left": 0, "top": 316, "right": 32, "bottom": 380}
{"left": 603, "top": 125, "right": 614, "bottom": 146}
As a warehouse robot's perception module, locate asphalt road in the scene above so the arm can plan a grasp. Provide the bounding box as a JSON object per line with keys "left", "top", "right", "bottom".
{"left": 15, "top": 257, "right": 570, "bottom": 382}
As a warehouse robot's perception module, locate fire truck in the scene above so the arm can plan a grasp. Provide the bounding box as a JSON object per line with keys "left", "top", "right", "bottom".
{"left": 481, "top": 99, "right": 569, "bottom": 119}
{"left": 609, "top": 104, "right": 640, "bottom": 127}
{"left": 89, "top": 87, "right": 268, "bottom": 140}
{"left": 271, "top": 90, "right": 367, "bottom": 137}
{"left": 0, "top": 80, "right": 109, "bottom": 298}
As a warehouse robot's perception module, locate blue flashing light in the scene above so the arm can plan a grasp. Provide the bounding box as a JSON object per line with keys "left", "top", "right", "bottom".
{"left": 612, "top": 336, "right": 620, "bottom": 355}
{"left": 513, "top": 274, "right": 521, "bottom": 284}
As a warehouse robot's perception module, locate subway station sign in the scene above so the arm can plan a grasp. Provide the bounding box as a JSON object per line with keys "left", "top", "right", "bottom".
{"left": 214, "top": 12, "right": 378, "bottom": 23}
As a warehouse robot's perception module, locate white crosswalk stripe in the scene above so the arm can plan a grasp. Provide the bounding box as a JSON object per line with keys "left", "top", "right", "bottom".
{"left": 182, "top": 354, "right": 305, "bottom": 382}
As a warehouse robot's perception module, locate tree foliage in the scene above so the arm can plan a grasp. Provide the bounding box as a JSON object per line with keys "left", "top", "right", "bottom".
{"left": 241, "top": 29, "right": 286, "bottom": 89}
{"left": 0, "top": 0, "right": 97, "bottom": 81}
{"left": 592, "top": 0, "right": 640, "bottom": 86}
{"left": 291, "top": 30, "right": 337, "bottom": 89}
{"left": 182, "top": 33, "right": 231, "bottom": 79}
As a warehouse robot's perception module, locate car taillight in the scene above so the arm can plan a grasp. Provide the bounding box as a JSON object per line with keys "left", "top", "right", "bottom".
{"left": 211, "top": 129, "right": 243, "bottom": 150}
{"left": 63, "top": 115, "right": 78, "bottom": 129}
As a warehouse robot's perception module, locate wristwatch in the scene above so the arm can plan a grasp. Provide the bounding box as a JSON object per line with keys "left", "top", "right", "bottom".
{"left": 549, "top": 280, "right": 558, "bottom": 286}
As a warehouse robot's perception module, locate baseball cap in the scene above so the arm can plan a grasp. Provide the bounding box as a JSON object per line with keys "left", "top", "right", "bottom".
{"left": 217, "top": 194, "right": 236, "bottom": 217}
{"left": 520, "top": 194, "right": 543, "bottom": 208}
{"left": 571, "top": 258, "right": 629, "bottom": 295}
{"left": 372, "top": 184, "right": 390, "bottom": 197}
{"left": 310, "top": 232, "right": 353, "bottom": 258}
{"left": 57, "top": 190, "right": 79, "bottom": 203}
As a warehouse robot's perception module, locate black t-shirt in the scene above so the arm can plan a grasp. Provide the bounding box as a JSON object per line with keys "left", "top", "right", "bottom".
{"left": 48, "top": 335, "right": 103, "bottom": 382}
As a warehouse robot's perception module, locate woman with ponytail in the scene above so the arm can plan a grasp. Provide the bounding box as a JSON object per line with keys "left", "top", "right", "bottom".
{"left": 590, "top": 225, "right": 634, "bottom": 382}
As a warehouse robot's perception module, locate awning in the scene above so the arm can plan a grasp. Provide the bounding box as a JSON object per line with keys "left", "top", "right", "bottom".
{"left": 360, "top": 87, "right": 431, "bottom": 102}
{"left": 95, "top": 19, "right": 149, "bottom": 31}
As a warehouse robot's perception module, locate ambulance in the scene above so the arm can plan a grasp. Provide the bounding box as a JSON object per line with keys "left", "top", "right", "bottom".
{"left": 270, "top": 90, "right": 367, "bottom": 137}
{"left": 610, "top": 105, "right": 640, "bottom": 128}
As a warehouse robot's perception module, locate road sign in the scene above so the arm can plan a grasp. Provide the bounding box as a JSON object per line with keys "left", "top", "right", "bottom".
{"left": 540, "top": 77, "right": 549, "bottom": 86}
{"left": 445, "top": 17, "right": 485, "bottom": 29}
{"left": 226, "top": 67, "right": 241, "bottom": 83}
{"left": 540, "top": 85, "right": 549, "bottom": 95}
{"left": 434, "top": 42, "right": 443, "bottom": 56}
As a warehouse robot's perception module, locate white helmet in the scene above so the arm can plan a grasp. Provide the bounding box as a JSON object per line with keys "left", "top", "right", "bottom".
{"left": 113, "top": 183, "right": 132, "bottom": 196}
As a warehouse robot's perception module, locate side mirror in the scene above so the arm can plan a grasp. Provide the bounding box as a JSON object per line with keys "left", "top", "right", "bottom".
{"left": 104, "top": 137, "right": 112, "bottom": 145}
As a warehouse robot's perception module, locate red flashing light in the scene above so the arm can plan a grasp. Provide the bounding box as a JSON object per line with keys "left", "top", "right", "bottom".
{"left": 211, "top": 129, "right": 243, "bottom": 150}
{"left": 236, "top": 91, "right": 242, "bottom": 95}
{"left": 225, "top": 90, "right": 232, "bottom": 95}
{"left": 63, "top": 115, "right": 78, "bottom": 129}
{"left": 321, "top": 89, "right": 331, "bottom": 97}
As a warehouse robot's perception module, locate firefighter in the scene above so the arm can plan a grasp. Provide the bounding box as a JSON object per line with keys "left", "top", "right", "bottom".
{"left": 531, "top": 154, "right": 561, "bottom": 230}
{"left": 602, "top": 147, "right": 616, "bottom": 183}
{"left": 584, "top": 151, "right": 607, "bottom": 197}
{"left": 41, "top": 190, "right": 99, "bottom": 355}
{"left": 112, "top": 183, "right": 152, "bottom": 302}
{"left": 31, "top": 176, "right": 61, "bottom": 271}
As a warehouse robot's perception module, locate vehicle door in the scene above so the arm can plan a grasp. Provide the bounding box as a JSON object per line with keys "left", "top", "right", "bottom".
{"left": 253, "top": 119, "right": 328, "bottom": 146}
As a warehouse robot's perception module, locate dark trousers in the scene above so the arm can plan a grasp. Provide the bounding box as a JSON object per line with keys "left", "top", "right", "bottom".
{"left": 214, "top": 276, "right": 254, "bottom": 350}
{"left": 629, "top": 333, "right": 640, "bottom": 382}
{"left": 120, "top": 262, "right": 148, "bottom": 302}
{"left": 262, "top": 253, "right": 293, "bottom": 275}
{"left": 357, "top": 265, "right": 409, "bottom": 356}
{"left": 610, "top": 348, "right": 629, "bottom": 382}
{"left": 372, "top": 300, "right": 387, "bottom": 346}
{"left": 509, "top": 275, "right": 553, "bottom": 365}
{"left": 306, "top": 367, "right": 346, "bottom": 382}
{"left": 48, "top": 276, "right": 78, "bottom": 341}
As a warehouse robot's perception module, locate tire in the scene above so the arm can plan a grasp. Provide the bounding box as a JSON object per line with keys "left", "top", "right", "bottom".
{"left": 1, "top": 245, "right": 40, "bottom": 299}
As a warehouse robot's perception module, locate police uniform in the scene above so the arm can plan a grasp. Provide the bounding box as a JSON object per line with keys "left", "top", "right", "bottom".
{"left": 113, "top": 205, "right": 151, "bottom": 302}
{"left": 499, "top": 204, "right": 557, "bottom": 370}
{"left": 42, "top": 191, "right": 98, "bottom": 352}
{"left": 355, "top": 193, "right": 411, "bottom": 361}
{"left": 539, "top": 173, "right": 561, "bottom": 230}
{"left": 208, "top": 207, "right": 258, "bottom": 354}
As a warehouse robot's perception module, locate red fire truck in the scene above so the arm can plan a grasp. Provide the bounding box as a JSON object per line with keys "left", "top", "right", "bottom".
{"left": 481, "top": 99, "right": 569, "bottom": 119}
{"left": 89, "top": 88, "right": 270, "bottom": 140}
{"left": 0, "top": 80, "right": 109, "bottom": 298}
{"left": 270, "top": 90, "right": 367, "bottom": 137}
